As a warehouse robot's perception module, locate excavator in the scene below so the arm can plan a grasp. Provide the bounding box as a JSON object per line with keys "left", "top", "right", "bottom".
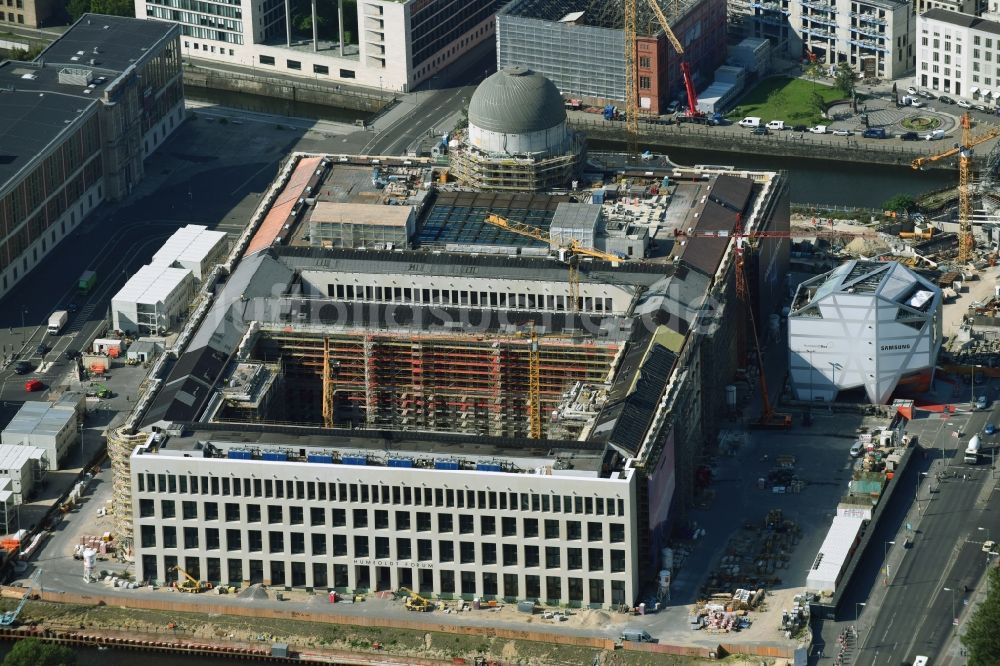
{"left": 398, "top": 586, "right": 432, "bottom": 611}
{"left": 169, "top": 565, "right": 213, "bottom": 593}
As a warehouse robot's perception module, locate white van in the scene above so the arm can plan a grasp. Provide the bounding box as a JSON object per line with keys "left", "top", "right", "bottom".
{"left": 924, "top": 129, "right": 945, "bottom": 140}
{"left": 620, "top": 629, "right": 655, "bottom": 643}
{"left": 766, "top": 120, "right": 785, "bottom": 131}
{"left": 738, "top": 116, "right": 761, "bottom": 128}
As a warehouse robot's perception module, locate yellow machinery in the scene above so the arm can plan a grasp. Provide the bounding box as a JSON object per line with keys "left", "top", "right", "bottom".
{"left": 399, "top": 586, "right": 432, "bottom": 611}
{"left": 483, "top": 213, "right": 620, "bottom": 439}
{"left": 912, "top": 113, "right": 1000, "bottom": 263}
{"left": 625, "top": 0, "right": 697, "bottom": 155}
{"left": 169, "top": 565, "right": 213, "bottom": 593}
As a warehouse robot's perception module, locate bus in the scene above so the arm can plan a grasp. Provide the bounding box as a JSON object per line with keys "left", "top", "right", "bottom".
{"left": 78, "top": 270, "right": 97, "bottom": 295}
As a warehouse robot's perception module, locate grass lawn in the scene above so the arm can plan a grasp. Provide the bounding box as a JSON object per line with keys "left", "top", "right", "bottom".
{"left": 726, "top": 77, "right": 845, "bottom": 125}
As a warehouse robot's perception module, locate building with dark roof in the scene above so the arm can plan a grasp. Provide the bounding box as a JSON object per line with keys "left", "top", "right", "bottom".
{"left": 0, "top": 14, "right": 183, "bottom": 301}
{"left": 116, "top": 152, "right": 788, "bottom": 607}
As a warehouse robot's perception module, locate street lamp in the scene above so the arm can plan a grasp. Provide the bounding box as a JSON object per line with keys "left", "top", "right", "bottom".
{"left": 20, "top": 308, "right": 27, "bottom": 344}
{"left": 917, "top": 472, "right": 929, "bottom": 514}
{"left": 856, "top": 601, "right": 866, "bottom": 622}
{"left": 943, "top": 586, "right": 957, "bottom": 626}
{"left": 884, "top": 540, "right": 896, "bottom": 586}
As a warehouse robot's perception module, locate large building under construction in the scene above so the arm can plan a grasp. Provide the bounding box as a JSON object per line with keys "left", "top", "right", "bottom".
{"left": 118, "top": 152, "right": 789, "bottom": 606}
{"left": 495, "top": 0, "right": 728, "bottom": 114}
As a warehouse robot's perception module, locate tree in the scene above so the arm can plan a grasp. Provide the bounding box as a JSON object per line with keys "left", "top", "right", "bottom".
{"left": 882, "top": 193, "right": 917, "bottom": 213}
{"left": 811, "top": 91, "right": 826, "bottom": 117}
{"left": 67, "top": 0, "right": 90, "bottom": 22}
{"left": 3, "top": 639, "right": 76, "bottom": 666}
{"left": 962, "top": 567, "right": 1000, "bottom": 665}
{"left": 834, "top": 62, "right": 858, "bottom": 97}
{"left": 89, "top": 0, "right": 136, "bottom": 17}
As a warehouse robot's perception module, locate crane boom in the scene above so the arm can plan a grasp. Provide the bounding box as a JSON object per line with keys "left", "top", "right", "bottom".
{"left": 910, "top": 113, "right": 1000, "bottom": 263}
{"left": 482, "top": 214, "right": 621, "bottom": 262}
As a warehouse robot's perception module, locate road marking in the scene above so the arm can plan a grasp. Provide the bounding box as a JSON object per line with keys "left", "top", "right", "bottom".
{"left": 229, "top": 161, "right": 278, "bottom": 198}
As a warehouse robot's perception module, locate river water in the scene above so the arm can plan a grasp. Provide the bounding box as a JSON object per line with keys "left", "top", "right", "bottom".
{"left": 184, "top": 91, "right": 954, "bottom": 208}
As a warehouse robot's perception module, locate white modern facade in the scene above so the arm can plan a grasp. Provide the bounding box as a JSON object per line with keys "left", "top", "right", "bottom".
{"left": 131, "top": 433, "right": 639, "bottom": 606}
{"left": 753, "top": 0, "right": 915, "bottom": 79}
{"left": 134, "top": 0, "right": 497, "bottom": 92}
{"left": 916, "top": 9, "right": 1000, "bottom": 105}
{"left": 789, "top": 261, "right": 942, "bottom": 404}
{"left": 150, "top": 224, "right": 228, "bottom": 281}
{"left": 1, "top": 392, "right": 85, "bottom": 470}
{"left": 111, "top": 263, "right": 197, "bottom": 336}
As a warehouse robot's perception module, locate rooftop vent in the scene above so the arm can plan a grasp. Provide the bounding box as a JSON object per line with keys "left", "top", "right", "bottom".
{"left": 58, "top": 67, "right": 94, "bottom": 86}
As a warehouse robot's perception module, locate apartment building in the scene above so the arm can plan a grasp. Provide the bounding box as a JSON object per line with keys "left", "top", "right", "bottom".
{"left": 0, "top": 0, "right": 58, "bottom": 28}
{"left": 917, "top": 8, "right": 1000, "bottom": 104}
{"left": 753, "top": 0, "right": 914, "bottom": 79}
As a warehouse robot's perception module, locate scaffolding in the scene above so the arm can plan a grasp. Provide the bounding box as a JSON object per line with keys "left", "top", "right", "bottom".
{"left": 109, "top": 426, "right": 149, "bottom": 555}
{"left": 243, "top": 328, "right": 620, "bottom": 439}
{"left": 449, "top": 138, "right": 584, "bottom": 192}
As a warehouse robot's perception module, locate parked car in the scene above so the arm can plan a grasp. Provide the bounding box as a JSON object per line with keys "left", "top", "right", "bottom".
{"left": 752, "top": 126, "right": 769, "bottom": 135}
{"left": 23, "top": 379, "right": 43, "bottom": 393}
{"left": 13, "top": 361, "right": 31, "bottom": 375}
{"left": 924, "top": 129, "right": 946, "bottom": 140}
{"left": 918, "top": 90, "right": 935, "bottom": 99}
{"left": 974, "top": 104, "right": 989, "bottom": 112}
{"left": 985, "top": 423, "right": 996, "bottom": 435}
{"left": 900, "top": 131, "right": 920, "bottom": 141}
{"left": 907, "top": 85, "right": 918, "bottom": 95}
{"left": 850, "top": 441, "right": 865, "bottom": 458}
{"left": 939, "top": 95, "right": 956, "bottom": 104}
{"left": 832, "top": 128, "right": 853, "bottom": 136}
{"left": 958, "top": 99, "right": 973, "bottom": 109}
{"left": 808, "top": 125, "right": 828, "bottom": 134}
{"left": 976, "top": 394, "right": 989, "bottom": 411}
{"left": 35, "top": 343, "right": 49, "bottom": 356}
{"left": 63, "top": 348, "right": 80, "bottom": 361}
{"left": 792, "top": 124, "right": 808, "bottom": 132}
{"left": 862, "top": 128, "right": 887, "bottom": 139}
{"left": 909, "top": 100, "right": 925, "bottom": 108}
{"left": 665, "top": 100, "right": 680, "bottom": 114}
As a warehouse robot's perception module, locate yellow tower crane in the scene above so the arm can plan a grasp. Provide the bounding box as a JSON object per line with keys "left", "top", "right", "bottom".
{"left": 912, "top": 112, "right": 1000, "bottom": 263}
{"left": 482, "top": 214, "right": 621, "bottom": 438}
{"left": 625, "top": 0, "right": 700, "bottom": 155}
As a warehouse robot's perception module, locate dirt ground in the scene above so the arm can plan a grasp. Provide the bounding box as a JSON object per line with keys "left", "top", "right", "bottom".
{"left": 0, "top": 597, "right": 785, "bottom": 666}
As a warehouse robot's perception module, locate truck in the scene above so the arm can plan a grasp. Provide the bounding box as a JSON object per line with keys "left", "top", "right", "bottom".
{"left": 965, "top": 434, "right": 981, "bottom": 465}
{"left": 47, "top": 310, "right": 68, "bottom": 335}
{"left": 78, "top": 270, "right": 97, "bottom": 294}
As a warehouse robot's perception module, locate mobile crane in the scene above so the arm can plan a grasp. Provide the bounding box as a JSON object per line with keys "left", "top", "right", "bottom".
{"left": 625, "top": 0, "right": 702, "bottom": 154}
{"left": 399, "top": 586, "right": 433, "bottom": 611}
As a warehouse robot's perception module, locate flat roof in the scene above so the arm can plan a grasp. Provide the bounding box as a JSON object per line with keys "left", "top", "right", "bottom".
{"left": 38, "top": 14, "right": 178, "bottom": 72}
{"left": 0, "top": 444, "right": 44, "bottom": 471}
{"left": 151, "top": 224, "right": 228, "bottom": 267}
{"left": 415, "top": 190, "right": 570, "bottom": 249}
{"left": 139, "top": 423, "right": 611, "bottom": 474}
{"left": 310, "top": 201, "right": 413, "bottom": 227}
{"left": 921, "top": 8, "right": 1000, "bottom": 35}
{"left": 113, "top": 263, "right": 192, "bottom": 306}
{"left": 2, "top": 400, "right": 76, "bottom": 440}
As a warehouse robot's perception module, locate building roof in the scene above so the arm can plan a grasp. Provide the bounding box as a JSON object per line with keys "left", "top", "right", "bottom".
{"left": 468, "top": 67, "right": 567, "bottom": 134}
{"left": 791, "top": 260, "right": 941, "bottom": 313}
{"left": 151, "top": 224, "right": 228, "bottom": 268}
{"left": 0, "top": 444, "right": 46, "bottom": 472}
{"left": 246, "top": 156, "right": 323, "bottom": 256}
{"left": 918, "top": 8, "right": 996, "bottom": 31}
{"left": 2, "top": 400, "right": 76, "bottom": 442}
{"left": 112, "top": 263, "right": 192, "bottom": 306}
{"left": 499, "top": 0, "right": 691, "bottom": 36}
{"left": 37, "top": 14, "right": 179, "bottom": 72}
{"left": 806, "top": 514, "right": 866, "bottom": 592}
{"left": 310, "top": 202, "right": 413, "bottom": 227}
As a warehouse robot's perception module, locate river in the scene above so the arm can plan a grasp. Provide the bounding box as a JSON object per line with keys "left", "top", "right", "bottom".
{"left": 184, "top": 90, "right": 954, "bottom": 208}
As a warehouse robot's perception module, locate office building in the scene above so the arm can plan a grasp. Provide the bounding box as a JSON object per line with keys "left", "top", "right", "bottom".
{"left": 917, "top": 9, "right": 1000, "bottom": 104}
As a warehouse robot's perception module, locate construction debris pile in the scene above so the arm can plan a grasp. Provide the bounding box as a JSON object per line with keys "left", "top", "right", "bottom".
{"left": 779, "top": 593, "right": 812, "bottom": 638}
{"left": 757, "top": 455, "right": 805, "bottom": 494}
{"left": 688, "top": 588, "right": 762, "bottom": 632}
{"left": 701, "top": 509, "right": 800, "bottom": 598}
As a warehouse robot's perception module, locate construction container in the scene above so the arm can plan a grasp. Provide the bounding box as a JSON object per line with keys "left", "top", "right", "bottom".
{"left": 517, "top": 600, "right": 535, "bottom": 614}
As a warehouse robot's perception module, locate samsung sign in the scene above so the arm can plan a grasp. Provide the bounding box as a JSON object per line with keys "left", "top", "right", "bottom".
{"left": 880, "top": 344, "right": 911, "bottom": 351}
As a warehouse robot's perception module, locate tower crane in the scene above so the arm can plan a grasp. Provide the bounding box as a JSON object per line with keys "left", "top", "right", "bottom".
{"left": 482, "top": 214, "right": 621, "bottom": 438}
{"left": 625, "top": 0, "right": 701, "bottom": 155}
{"left": 911, "top": 112, "right": 1000, "bottom": 263}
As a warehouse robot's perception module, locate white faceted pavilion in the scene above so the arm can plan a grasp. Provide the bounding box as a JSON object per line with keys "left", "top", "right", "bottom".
{"left": 788, "top": 261, "right": 942, "bottom": 404}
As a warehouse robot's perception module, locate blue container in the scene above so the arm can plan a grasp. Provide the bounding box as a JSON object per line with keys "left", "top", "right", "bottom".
{"left": 262, "top": 451, "right": 288, "bottom": 461}
{"left": 307, "top": 454, "right": 334, "bottom": 464}
{"left": 476, "top": 463, "right": 503, "bottom": 472}
{"left": 342, "top": 455, "right": 367, "bottom": 466}
{"left": 227, "top": 450, "right": 252, "bottom": 460}
{"left": 434, "top": 460, "right": 460, "bottom": 470}
{"left": 388, "top": 458, "right": 414, "bottom": 468}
